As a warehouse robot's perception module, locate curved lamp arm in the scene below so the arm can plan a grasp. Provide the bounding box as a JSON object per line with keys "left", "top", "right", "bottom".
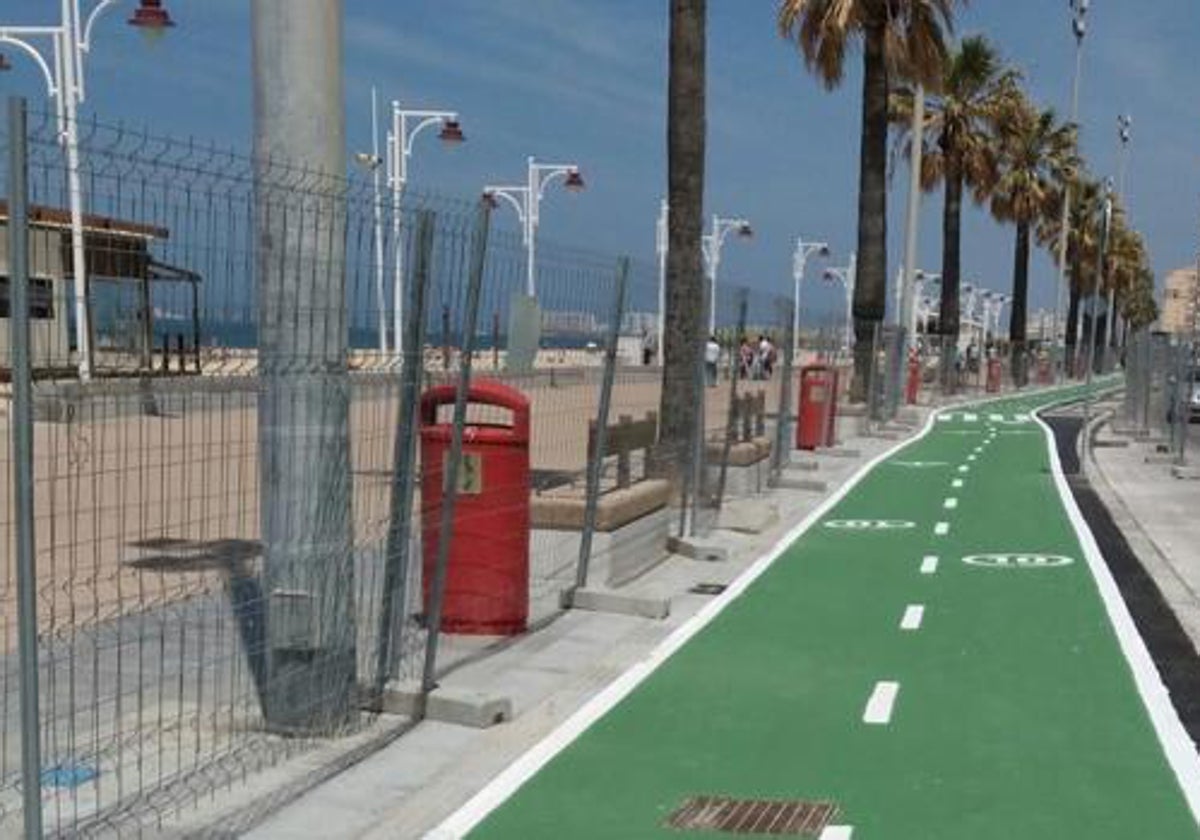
{"left": 482, "top": 186, "right": 529, "bottom": 225}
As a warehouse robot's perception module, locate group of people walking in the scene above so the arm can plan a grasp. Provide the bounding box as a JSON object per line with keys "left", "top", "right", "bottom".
{"left": 703, "top": 334, "right": 777, "bottom": 387}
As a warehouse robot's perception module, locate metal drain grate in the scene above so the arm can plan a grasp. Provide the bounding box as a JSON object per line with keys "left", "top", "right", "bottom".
{"left": 666, "top": 796, "right": 838, "bottom": 835}
{"left": 689, "top": 583, "right": 728, "bottom": 596}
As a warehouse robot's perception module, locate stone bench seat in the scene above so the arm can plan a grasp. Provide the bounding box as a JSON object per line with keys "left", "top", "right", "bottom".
{"left": 530, "top": 478, "right": 671, "bottom": 532}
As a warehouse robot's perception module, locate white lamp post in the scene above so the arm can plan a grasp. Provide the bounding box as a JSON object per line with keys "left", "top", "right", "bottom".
{"left": 484, "top": 156, "right": 586, "bottom": 300}
{"left": 655, "top": 199, "right": 668, "bottom": 366}
{"left": 701, "top": 214, "right": 753, "bottom": 334}
{"left": 823, "top": 252, "right": 857, "bottom": 356}
{"left": 368, "top": 98, "right": 464, "bottom": 356}
{"left": 1055, "top": 0, "right": 1090, "bottom": 378}
{"left": 1, "top": 0, "right": 176, "bottom": 382}
{"left": 792, "top": 238, "right": 830, "bottom": 356}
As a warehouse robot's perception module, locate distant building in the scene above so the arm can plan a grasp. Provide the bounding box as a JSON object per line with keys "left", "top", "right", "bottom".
{"left": 1161, "top": 268, "right": 1197, "bottom": 335}
{"left": 541, "top": 309, "right": 600, "bottom": 336}
{"left": 621, "top": 310, "right": 658, "bottom": 336}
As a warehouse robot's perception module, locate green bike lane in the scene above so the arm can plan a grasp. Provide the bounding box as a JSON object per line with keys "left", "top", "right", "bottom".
{"left": 438, "top": 387, "right": 1200, "bottom": 839}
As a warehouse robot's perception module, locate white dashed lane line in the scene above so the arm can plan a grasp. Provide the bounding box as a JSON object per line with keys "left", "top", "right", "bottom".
{"left": 943, "top": 497, "right": 958, "bottom": 510}
{"left": 958, "top": 465, "right": 970, "bottom": 473}
{"left": 900, "top": 605, "right": 925, "bottom": 631}
{"left": 820, "top": 827, "right": 854, "bottom": 840}
{"left": 951, "top": 478, "right": 964, "bottom": 489}
{"left": 934, "top": 521, "right": 950, "bottom": 536}
{"left": 863, "top": 681, "right": 901, "bottom": 725}
{"left": 920, "top": 555, "right": 939, "bottom": 574}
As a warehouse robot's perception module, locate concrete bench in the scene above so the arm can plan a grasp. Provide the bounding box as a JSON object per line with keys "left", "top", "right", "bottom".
{"left": 531, "top": 413, "right": 670, "bottom": 588}
{"left": 707, "top": 391, "right": 773, "bottom": 496}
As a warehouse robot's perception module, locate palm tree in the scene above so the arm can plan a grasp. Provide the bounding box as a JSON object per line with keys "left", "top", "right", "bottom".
{"left": 989, "top": 99, "right": 1077, "bottom": 384}
{"left": 891, "top": 35, "right": 1017, "bottom": 387}
{"left": 658, "top": 0, "right": 707, "bottom": 474}
{"left": 1039, "top": 174, "right": 1103, "bottom": 374}
{"left": 779, "top": 0, "right": 959, "bottom": 400}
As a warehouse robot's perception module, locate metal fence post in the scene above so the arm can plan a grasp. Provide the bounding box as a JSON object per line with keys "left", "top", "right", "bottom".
{"left": 8, "top": 95, "right": 45, "bottom": 840}
{"left": 713, "top": 289, "right": 749, "bottom": 514}
{"left": 420, "top": 202, "right": 491, "bottom": 694}
{"left": 687, "top": 277, "right": 711, "bottom": 538}
{"left": 374, "top": 210, "right": 435, "bottom": 699}
{"left": 574, "top": 257, "right": 630, "bottom": 592}
{"left": 770, "top": 299, "right": 796, "bottom": 487}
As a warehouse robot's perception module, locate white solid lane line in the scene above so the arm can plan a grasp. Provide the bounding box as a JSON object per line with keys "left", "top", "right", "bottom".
{"left": 900, "top": 605, "right": 925, "bottom": 630}
{"left": 920, "top": 555, "right": 939, "bottom": 574}
{"left": 863, "top": 681, "right": 900, "bottom": 724}
{"left": 934, "top": 522, "right": 950, "bottom": 536}
{"left": 944, "top": 497, "right": 958, "bottom": 509}
{"left": 820, "top": 827, "right": 854, "bottom": 840}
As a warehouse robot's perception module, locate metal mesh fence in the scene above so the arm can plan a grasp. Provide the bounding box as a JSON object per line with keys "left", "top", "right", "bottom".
{"left": 0, "top": 103, "right": 810, "bottom": 835}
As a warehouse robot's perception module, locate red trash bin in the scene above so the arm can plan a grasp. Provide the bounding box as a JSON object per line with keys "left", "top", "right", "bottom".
{"left": 986, "top": 357, "right": 1003, "bottom": 393}
{"left": 905, "top": 350, "right": 922, "bottom": 405}
{"left": 420, "top": 379, "right": 531, "bottom": 635}
{"left": 796, "top": 365, "right": 838, "bottom": 450}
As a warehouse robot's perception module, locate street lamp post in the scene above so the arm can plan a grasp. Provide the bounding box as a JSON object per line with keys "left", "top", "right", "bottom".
{"left": 0, "top": 0, "right": 176, "bottom": 382}
{"left": 792, "top": 238, "right": 830, "bottom": 357}
{"left": 379, "top": 99, "right": 463, "bottom": 355}
{"left": 1104, "top": 113, "right": 1132, "bottom": 367}
{"left": 656, "top": 199, "right": 668, "bottom": 366}
{"left": 701, "top": 214, "right": 753, "bottom": 334}
{"left": 823, "top": 253, "right": 857, "bottom": 356}
{"left": 484, "top": 156, "right": 585, "bottom": 300}
{"left": 1055, "top": 0, "right": 1089, "bottom": 380}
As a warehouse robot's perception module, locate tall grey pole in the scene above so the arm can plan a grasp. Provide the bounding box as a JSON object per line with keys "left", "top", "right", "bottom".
{"left": 900, "top": 86, "right": 925, "bottom": 352}
{"left": 421, "top": 203, "right": 492, "bottom": 694}
{"left": 9, "top": 95, "right": 45, "bottom": 840}
{"left": 252, "top": 0, "right": 356, "bottom": 735}
{"left": 1105, "top": 115, "right": 1132, "bottom": 365}
{"left": 1084, "top": 184, "right": 1113, "bottom": 423}
{"left": 575, "top": 257, "right": 630, "bottom": 591}
{"left": 1056, "top": 3, "right": 1088, "bottom": 380}
{"left": 374, "top": 210, "right": 435, "bottom": 698}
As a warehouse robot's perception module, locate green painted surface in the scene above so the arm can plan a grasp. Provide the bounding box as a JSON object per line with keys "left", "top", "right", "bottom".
{"left": 469, "top": 387, "right": 1199, "bottom": 839}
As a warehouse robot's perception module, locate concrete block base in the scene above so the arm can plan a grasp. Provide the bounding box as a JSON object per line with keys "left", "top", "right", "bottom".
{"left": 708, "top": 458, "right": 768, "bottom": 498}
{"left": 533, "top": 507, "right": 670, "bottom": 590}
{"left": 773, "top": 476, "right": 829, "bottom": 493}
{"left": 667, "top": 536, "right": 728, "bottom": 563}
{"left": 1145, "top": 453, "right": 1178, "bottom": 465}
{"left": 718, "top": 500, "right": 779, "bottom": 534}
{"left": 567, "top": 587, "right": 670, "bottom": 620}
{"left": 379, "top": 683, "right": 512, "bottom": 729}
{"left": 1172, "top": 464, "right": 1200, "bottom": 480}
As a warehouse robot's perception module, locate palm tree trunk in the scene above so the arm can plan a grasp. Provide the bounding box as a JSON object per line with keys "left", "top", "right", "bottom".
{"left": 849, "top": 20, "right": 889, "bottom": 403}
{"left": 657, "top": 0, "right": 706, "bottom": 476}
{"left": 939, "top": 163, "right": 963, "bottom": 389}
{"left": 1009, "top": 220, "right": 1030, "bottom": 385}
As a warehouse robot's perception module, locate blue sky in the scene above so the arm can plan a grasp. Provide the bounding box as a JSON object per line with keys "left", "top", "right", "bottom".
{"left": 2, "top": 0, "right": 1197, "bottom": 322}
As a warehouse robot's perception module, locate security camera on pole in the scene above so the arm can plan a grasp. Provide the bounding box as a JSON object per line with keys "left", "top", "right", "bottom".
{"left": 356, "top": 95, "right": 464, "bottom": 356}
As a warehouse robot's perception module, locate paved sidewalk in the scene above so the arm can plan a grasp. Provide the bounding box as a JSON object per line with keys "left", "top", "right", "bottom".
{"left": 232, "top": 422, "right": 918, "bottom": 838}
{"left": 1087, "top": 411, "right": 1200, "bottom": 655}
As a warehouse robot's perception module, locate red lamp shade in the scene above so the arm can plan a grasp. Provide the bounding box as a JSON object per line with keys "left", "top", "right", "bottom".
{"left": 737, "top": 223, "right": 754, "bottom": 239}
{"left": 0, "top": 54, "right": 12, "bottom": 73}
{"left": 128, "top": 0, "right": 175, "bottom": 29}
{"left": 438, "top": 119, "right": 465, "bottom": 144}
{"left": 564, "top": 170, "right": 586, "bottom": 192}
{"left": 481, "top": 191, "right": 499, "bottom": 209}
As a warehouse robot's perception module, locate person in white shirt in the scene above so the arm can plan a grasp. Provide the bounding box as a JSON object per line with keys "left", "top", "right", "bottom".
{"left": 704, "top": 336, "right": 721, "bottom": 387}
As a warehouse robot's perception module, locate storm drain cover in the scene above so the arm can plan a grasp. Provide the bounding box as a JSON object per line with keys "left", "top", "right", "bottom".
{"left": 666, "top": 796, "right": 838, "bottom": 835}
{"left": 689, "top": 583, "right": 728, "bottom": 596}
